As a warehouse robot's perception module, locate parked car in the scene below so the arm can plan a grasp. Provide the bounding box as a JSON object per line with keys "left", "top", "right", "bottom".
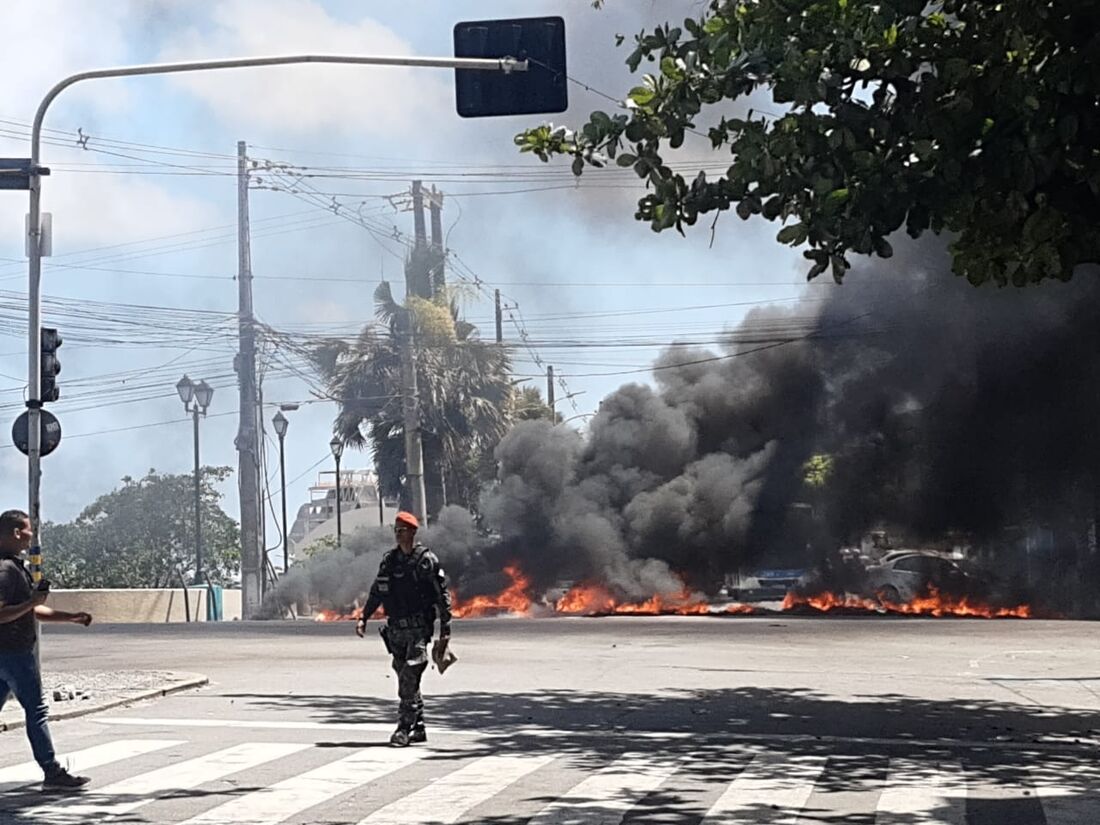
{"left": 722, "top": 568, "right": 810, "bottom": 601}
{"left": 864, "top": 552, "right": 974, "bottom": 603}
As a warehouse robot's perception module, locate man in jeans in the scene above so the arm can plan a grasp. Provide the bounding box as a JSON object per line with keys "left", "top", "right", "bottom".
{"left": 0, "top": 509, "right": 93, "bottom": 789}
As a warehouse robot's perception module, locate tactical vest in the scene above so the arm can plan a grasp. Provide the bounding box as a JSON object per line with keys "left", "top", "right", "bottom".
{"left": 376, "top": 547, "right": 435, "bottom": 623}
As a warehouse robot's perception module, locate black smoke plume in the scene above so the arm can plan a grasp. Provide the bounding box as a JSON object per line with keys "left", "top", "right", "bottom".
{"left": 266, "top": 240, "right": 1100, "bottom": 615}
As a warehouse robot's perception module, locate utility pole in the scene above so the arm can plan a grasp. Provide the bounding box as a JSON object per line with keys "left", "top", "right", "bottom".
{"left": 495, "top": 289, "right": 503, "bottom": 344}
{"left": 236, "top": 140, "right": 262, "bottom": 619}
{"left": 547, "top": 365, "right": 555, "bottom": 410}
{"left": 412, "top": 180, "right": 427, "bottom": 248}
{"left": 397, "top": 309, "right": 428, "bottom": 526}
{"left": 406, "top": 181, "right": 432, "bottom": 299}
{"left": 428, "top": 186, "right": 445, "bottom": 295}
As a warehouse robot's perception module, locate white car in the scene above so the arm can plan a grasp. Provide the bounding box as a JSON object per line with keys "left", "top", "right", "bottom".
{"left": 864, "top": 552, "right": 972, "bottom": 603}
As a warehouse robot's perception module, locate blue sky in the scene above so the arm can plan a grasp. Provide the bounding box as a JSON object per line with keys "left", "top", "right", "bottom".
{"left": 0, "top": 1, "right": 826, "bottom": 554}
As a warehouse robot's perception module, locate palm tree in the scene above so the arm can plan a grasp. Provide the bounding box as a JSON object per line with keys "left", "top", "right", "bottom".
{"left": 312, "top": 282, "right": 512, "bottom": 515}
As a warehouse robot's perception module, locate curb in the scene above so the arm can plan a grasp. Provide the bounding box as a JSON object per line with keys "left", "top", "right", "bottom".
{"left": 0, "top": 674, "right": 209, "bottom": 733}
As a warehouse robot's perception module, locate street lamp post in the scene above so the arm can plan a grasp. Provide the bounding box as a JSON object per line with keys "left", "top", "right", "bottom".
{"left": 272, "top": 411, "right": 290, "bottom": 573}
{"left": 176, "top": 375, "right": 213, "bottom": 584}
{"left": 330, "top": 436, "right": 344, "bottom": 548}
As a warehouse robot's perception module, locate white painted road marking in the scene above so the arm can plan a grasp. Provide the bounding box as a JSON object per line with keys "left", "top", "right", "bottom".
{"left": 0, "top": 738, "right": 181, "bottom": 787}
{"left": 176, "top": 745, "right": 429, "bottom": 825}
{"left": 527, "top": 752, "right": 681, "bottom": 824}
{"left": 27, "top": 742, "right": 310, "bottom": 823}
{"left": 875, "top": 759, "right": 966, "bottom": 824}
{"left": 358, "top": 754, "right": 555, "bottom": 824}
{"left": 701, "top": 752, "right": 826, "bottom": 824}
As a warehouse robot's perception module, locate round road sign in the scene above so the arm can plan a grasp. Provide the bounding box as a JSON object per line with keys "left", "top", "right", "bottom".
{"left": 12, "top": 410, "right": 62, "bottom": 457}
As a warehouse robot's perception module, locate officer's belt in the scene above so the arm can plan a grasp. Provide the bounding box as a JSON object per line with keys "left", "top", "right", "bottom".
{"left": 388, "top": 615, "right": 428, "bottom": 629}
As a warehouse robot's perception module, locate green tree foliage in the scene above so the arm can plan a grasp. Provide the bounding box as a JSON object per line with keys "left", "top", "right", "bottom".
{"left": 297, "top": 534, "right": 339, "bottom": 560}
{"left": 42, "top": 468, "right": 241, "bottom": 588}
{"left": 312, "top": 283, "right": 513, "bottom": 516}
{"left": 511, "top": 385, "right": 562, "bottom": 423}
{"left": 518, "top": 1, "right": 1100, "bottom": 285}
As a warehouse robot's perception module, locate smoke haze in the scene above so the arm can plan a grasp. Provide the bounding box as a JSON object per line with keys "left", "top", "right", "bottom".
{"left": 267, "top": 239, "right": 1100, "bottom": 614}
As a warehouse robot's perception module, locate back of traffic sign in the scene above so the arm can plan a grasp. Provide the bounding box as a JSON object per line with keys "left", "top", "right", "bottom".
{"left": 12, "top": 410, "right": 62, "bottom": 457}
{"left": 454, "top": 16, "right": 568, "bottom": 118}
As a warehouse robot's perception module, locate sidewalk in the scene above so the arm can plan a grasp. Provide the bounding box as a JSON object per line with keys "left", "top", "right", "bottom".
{"left": 0, "top": 670, "right": 208, "bottom": 732}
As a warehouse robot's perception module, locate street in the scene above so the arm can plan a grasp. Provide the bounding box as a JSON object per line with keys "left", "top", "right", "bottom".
{"left": 0, "top": 617, "right": 1097, "bottom": 823}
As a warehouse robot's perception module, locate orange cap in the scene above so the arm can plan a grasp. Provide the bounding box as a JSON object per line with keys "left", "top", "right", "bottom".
{"left": 395, "top": 511, "right": 420, "bottom": 530}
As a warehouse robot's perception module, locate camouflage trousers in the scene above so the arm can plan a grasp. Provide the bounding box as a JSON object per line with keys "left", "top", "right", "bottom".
{"left": 387, "top": 627, "right": 430, "bottom": 730}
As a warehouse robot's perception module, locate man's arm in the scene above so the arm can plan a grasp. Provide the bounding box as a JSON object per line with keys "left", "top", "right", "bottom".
{"left": 355, "top": 558, "right": 388, "bottom": 637}
{"left": 0, "top": 592, "right": 45, "bottom": 625}
{"left": 428, "top": 554, "right": 453, "bottom": 637}
{"left": 34, "top": 605, "right": 92, "bottom": 625}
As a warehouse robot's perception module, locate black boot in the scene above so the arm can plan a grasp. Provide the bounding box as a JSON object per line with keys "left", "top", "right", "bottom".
{"left": 408, "top": 724, "right": 427, "bottom": 744}
{"left": 43, "top": 767, "right": 90, "bottom": 790}
{"left": 390, "top": 726, "right": 411, "bottom": 747}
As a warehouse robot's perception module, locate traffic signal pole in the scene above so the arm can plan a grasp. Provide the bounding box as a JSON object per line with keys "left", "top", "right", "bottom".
{"left": 21, "top": 51, "right": 527, "bottom": 563}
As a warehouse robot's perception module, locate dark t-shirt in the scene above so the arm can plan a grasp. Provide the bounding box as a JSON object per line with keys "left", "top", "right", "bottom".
{"left": 0, "top": 555, "right": 35, "bottom": 653}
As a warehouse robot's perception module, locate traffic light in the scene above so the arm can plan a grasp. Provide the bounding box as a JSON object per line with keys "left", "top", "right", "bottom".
{"left": 40, "top": 327, "right": 61, "bottom": 403}
{"left": 454, "top": 16, "right": 568, "bottom": 118}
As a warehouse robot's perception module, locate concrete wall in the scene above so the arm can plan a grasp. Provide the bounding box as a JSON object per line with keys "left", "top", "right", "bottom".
{"left": 48, "top": 588, "right": 243, "bottom": 623}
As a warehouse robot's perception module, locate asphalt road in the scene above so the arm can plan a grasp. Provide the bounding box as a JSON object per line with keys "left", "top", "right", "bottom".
{"left": 1, "top": 616, "right": 1098, "bottom": 823}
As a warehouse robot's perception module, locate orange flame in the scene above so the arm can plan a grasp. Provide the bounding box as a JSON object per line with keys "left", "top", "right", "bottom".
{"left": 554, "top": 582, "right": 757, "bottom": 616}
{"left": 313, "top": 608, "right": 363, "bottom": 622}
{"left": 782, "top": 587, "right": 1032, "bottom": 618}
{"left": 451, "top": 565, "right": 533, "bottom": 618}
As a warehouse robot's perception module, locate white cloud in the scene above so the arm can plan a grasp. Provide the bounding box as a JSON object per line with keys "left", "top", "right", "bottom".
{"left": 0, "top": 1, "right": 134, "bottom": 118}
{"left": 0, "top": 158, "right": 220, "bottom": 261}
{"left": 160, "top": 0, "right": 451, "bottom": 138}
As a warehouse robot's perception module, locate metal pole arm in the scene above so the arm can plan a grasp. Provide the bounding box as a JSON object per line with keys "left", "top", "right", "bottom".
{"left": 30, "top": 53, "right": 525, "bottom": 163}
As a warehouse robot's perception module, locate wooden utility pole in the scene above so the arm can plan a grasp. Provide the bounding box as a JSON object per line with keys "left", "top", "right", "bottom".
{"left": 547, "top": 365, "right": 555, "bottom": 410}
{"left": 236, "top": 140, "right": 262, "bottom": 619}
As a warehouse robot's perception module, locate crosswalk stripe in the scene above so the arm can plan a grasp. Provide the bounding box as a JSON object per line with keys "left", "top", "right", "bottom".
{"left": 176, "top": 745, "right": 429, "bottom": 825}
{"left": 700, "top": 751, "right": 826, "bottom": 823}
{"left": 26, "top": 742, "right": 311, "bottom": 823}
{"left": 527, "top": 752, "right": 681, "bottom": 824}
{"left": 875, "top": 759, "right": 966, "bottom": 824}
{"left": 357, "top": 753, "right": 556, "bottom": 824}
{"left": 0, "top": 739, "right": 182, "bottom": 787}
{"left": 1032, "top": 771, "right": 1100, "bottom": 825}
{"left": 97, "top": 717, "right": 397, "bottom": 733}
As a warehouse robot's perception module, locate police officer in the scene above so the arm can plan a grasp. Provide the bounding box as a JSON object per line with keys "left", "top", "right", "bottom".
{"left": 356, "top": 511, "right": 452, "bottom": 747}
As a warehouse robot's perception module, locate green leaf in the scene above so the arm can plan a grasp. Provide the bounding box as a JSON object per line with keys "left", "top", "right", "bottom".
{"left": 824, "top": 188, "right": 850, "bottom": 214}
{"left": 628, "top": 86, "right": 655, "bottom": 106}
{"left": 830, "top": 254, "right": 848, "bottom": 283}
{"left": 777, "top": 223, "right": 809, "bottom": 245}
{"left": 660, "top": 56, "right": 683, "bottom": 79}
{"left": 703, "top": 16, "right": 726, "bottom": 34}
{"left": 616, "top": 153, "right": 638, "bottom": 167}
{"left": 571, "top": 155, "right": 584, "bottom": 176}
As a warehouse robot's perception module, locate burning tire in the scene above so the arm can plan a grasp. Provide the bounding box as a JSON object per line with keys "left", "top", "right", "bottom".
{"left": 876, "top": 585, "right": 901, "bottom": 606}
